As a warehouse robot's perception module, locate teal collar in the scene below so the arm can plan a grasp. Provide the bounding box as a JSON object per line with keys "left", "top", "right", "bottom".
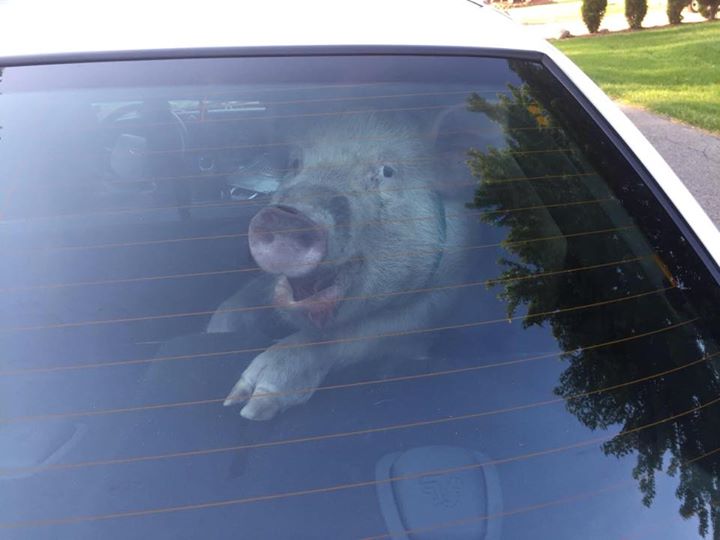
{"left": 427, "top": 191, "right": 447, "bottom": 281}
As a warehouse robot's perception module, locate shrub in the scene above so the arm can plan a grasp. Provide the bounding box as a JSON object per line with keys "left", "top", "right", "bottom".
{"left": 582, "top": 0, "right": 608, "bottom": 32}
{"left": 666, "top": 0, "right": 685, "bottom": 23}
{"left": 697, "top": 0, "right": 719, "bottom": 18}
{"left": 626, "top": 0, "right": 648, "bottom": 27}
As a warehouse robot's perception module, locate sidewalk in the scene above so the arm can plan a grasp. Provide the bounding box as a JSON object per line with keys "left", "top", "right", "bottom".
{"left": 620, "top": 105, "right": 720, "bottom": 225}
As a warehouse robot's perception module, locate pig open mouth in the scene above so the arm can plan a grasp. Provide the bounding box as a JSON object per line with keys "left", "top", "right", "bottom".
{"left": 273, "top": 264, "right": 354, "bottom": 327}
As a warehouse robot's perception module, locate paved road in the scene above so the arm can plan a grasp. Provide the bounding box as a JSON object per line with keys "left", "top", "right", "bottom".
{"left": 620, "top": 105, "right": 720, "bottom": 226}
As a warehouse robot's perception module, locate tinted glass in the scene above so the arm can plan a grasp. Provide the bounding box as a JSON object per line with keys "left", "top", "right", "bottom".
{"left": 1, "top": 55, "right": 720, "bottom": 540}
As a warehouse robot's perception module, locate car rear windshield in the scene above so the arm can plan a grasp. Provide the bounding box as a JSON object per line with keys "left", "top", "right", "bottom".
{"left": 1, "top": 54, "right": 719, "bottom": 540}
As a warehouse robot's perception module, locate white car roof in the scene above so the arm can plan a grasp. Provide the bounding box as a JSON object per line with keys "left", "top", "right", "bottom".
{"left": 0, "top": 0, "right": 550, "bottom": 58}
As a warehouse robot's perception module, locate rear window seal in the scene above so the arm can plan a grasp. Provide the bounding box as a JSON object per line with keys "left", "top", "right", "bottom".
{"left": 0, "top": 45, "right": 544, "bottom": 67}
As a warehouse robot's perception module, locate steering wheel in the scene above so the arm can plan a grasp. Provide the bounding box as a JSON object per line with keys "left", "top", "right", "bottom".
{"left": 101, "top": 101, "right": 188, "bottom": 194}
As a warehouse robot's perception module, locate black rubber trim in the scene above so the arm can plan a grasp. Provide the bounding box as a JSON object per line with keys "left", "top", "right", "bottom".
{"left": 539, "top": 53, "right": 720, "bottom": 285}
{"left": 0, "top": 45, "right": 544, "bottom": 67}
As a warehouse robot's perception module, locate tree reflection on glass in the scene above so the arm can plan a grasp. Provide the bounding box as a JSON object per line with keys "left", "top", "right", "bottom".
{"left": 465, "top": 61, "right": 720, "bottom": 538}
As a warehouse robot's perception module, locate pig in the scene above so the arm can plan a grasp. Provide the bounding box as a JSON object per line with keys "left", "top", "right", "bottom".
{"left": 207, "top": 114, "right": 473, "bottom": 420}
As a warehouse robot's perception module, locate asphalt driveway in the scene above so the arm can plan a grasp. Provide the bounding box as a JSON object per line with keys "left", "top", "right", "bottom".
{"left": 620, "top": 105, "right": 720, "bottom": 226}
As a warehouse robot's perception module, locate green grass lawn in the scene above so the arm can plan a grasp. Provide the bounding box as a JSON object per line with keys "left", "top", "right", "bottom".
{"left": 554, "top": 21, "right": 720, "bottom": 133}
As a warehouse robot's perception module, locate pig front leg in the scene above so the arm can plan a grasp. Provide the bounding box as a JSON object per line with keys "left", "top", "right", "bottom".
{"left": 224, "top": 302, "right": 436, "bottom": 420}
{"left": 225, "top": 326, "right": 404, "bottom": 421}
{"left": 223, "top": 333, "right": 334, "bottom": 420}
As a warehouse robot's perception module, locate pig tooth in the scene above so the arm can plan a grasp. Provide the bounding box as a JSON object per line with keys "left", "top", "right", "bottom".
{"left": 275, "top": 275, "right": 296, "bottom": 306}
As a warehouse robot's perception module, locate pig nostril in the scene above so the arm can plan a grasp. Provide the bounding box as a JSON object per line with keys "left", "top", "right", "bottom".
{"left": 296, "top": 231, "right": 317, "bottom": 248}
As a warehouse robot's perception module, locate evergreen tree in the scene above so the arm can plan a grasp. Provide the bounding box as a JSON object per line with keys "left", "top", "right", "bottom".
{"left": 626, "top": 0, "right": 649, "bottom": 28}
{"left": 582, "top": 0, "right": 608, "bottom": 32}
{"left": 667, "top": 0, "right": 685, "bottom": 24}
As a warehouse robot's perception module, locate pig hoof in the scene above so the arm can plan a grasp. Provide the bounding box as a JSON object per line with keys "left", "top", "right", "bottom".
{"left": 223, "top": 376, "right": 254, "bottom": 407}
{"left": 227, "top": 346, "right": 325, "bottom": 420}
{"left": 240, "top": 386, "right": 284, "bottom": 421}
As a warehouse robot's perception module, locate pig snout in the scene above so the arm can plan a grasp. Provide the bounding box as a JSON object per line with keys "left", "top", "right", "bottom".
{"left": 249, "top": 205, "right": 327, "bottom": 278}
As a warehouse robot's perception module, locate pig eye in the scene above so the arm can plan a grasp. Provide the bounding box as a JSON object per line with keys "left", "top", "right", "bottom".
{"left": 381, "top": 165, "right": 395, "bottom": 178}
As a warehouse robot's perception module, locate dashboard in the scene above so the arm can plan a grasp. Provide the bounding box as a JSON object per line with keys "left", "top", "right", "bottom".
{"left": 101, "top": 99, "right": 290, "bottom": 211}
